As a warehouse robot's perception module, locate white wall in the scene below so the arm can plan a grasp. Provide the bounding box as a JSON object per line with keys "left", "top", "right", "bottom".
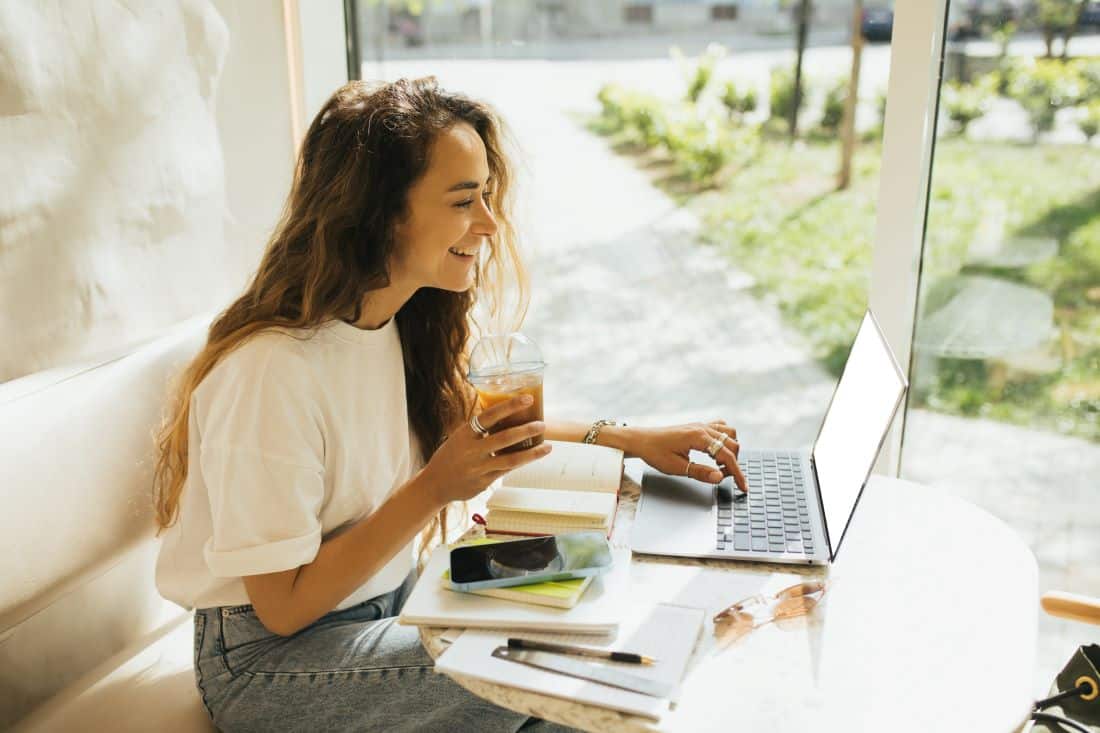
{"left": 0, "top": 0, "right": 302, "bottom": 384}
{"left": 0, "top": 1, "right": 234, "bottom": 382}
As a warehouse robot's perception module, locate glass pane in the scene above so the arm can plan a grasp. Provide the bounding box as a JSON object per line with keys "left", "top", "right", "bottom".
{"left": 349, "top": 1, "right": 891, "bottom": 461}
{"left": 901, "top": 2, "right": 1100, "bottom": 693}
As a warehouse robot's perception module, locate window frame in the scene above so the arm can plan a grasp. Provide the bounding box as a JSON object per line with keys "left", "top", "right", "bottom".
{"left": 868, "top": 0, "right": 950, "bottom": 473}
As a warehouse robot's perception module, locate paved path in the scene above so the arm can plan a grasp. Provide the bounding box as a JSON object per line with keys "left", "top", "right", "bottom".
{"left": 378, "top": 56, "right": 1100, "bottom": 696}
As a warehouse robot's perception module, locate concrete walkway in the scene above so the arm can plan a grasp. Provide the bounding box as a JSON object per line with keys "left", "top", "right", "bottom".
{"left": 381, "top": 56, "right": 1100, "bottom": 696}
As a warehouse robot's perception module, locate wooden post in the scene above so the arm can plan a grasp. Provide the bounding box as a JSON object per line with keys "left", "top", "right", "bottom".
{"left": 838, "top": 0, "right": 864, "bottom": 190}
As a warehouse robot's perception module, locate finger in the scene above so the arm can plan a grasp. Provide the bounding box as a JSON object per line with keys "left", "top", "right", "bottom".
{"left": 477, "top": 394, "right": 534, "bottom": 429}
{"left": 709, "top": 421, "right": 737, "bottom": 442}
{"left": 723, "top": 450, "right": 749, "bottom": 493}
{"left": 687, "top": 459, "right": 724, "bottom": 484}
{"left": 714, "top": 433, "right": 740, "bottom": 458}
{"left": 488, "top": 441, "right": 553, "bottom": 472}
{"left": 698, "top": 431, "right": 747, "bottom": 491}
{"left": 486, "top": 421, "right": 546, "bottom": 453}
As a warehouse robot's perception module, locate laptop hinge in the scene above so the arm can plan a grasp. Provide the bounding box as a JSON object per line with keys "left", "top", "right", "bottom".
{"left": 809, "top": 455, "right": 833, "bottom": 562}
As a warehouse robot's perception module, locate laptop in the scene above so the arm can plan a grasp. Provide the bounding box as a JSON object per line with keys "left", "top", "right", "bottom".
{"left": 631, "top": 309, "right": 908, "bottom": 566}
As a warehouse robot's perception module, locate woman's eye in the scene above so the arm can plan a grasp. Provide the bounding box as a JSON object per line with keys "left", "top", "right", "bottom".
{"left": 455, "top": 191, "right": 493, "bottom": 210}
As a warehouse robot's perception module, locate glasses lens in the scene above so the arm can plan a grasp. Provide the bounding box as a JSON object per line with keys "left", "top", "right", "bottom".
{"left": 773, "top": 595, "right": 820, "bottom": 620}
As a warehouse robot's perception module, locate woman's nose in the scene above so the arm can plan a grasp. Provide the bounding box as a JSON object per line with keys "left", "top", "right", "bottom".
{"left": 472, "top": 197, "right": 498, "bottom": 238}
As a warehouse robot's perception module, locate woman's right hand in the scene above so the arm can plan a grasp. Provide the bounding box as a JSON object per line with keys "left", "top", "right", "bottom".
{"left": 422, "top": 394, "right": 551, "bottom": 505}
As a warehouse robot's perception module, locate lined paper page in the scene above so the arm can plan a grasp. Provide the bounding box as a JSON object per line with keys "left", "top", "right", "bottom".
{"left": 502, "top": 440, "right": 624, "bottom": 492}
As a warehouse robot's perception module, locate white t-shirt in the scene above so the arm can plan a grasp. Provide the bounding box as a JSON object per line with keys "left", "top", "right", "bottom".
{"left": 155, "top": 317, "right": 423, "bottom": 611}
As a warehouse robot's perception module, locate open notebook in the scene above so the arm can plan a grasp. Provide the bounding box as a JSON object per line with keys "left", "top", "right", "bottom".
{"left": 478, "top": 440, "right": 625, "bottom": 537}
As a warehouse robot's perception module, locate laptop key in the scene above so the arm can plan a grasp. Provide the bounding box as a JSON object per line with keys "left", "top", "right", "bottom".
{"left": 734, "top": 533, "right": 750, "bottom": 550}
{"left": 751, "top": 537, "right": 768, "bottom": 552}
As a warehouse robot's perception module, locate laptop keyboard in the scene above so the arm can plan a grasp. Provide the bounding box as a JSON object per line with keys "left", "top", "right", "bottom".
{"left": 716, "top": 451, "right": 815, "bottom": 556}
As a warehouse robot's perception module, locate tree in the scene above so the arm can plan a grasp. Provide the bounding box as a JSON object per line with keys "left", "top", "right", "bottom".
{"left": 1035, "top": 0, "right": 1087, "bottom": 59}
{"left": 838, "top": 0, "right": 863, "bottom": 190}
{"left": 789, "top": 0, "right": 812, "bottom": 141}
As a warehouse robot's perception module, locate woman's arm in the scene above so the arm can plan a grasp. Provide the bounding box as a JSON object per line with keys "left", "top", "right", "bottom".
{"left": 544, "top": 420, "right": 637, "bottom": 457}
{"left": 243, "top": 468, "right": 445, "bottom": 637}
{"left": 246, "top": 395, "right": 546, "bottom": 637}
{"left": 545, "top": 418, "right": 748, "bottom": 491}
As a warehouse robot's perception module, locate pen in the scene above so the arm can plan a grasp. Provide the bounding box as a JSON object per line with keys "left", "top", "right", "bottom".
{"left": 506, "top": 637, "right": 657, "bottom": 665}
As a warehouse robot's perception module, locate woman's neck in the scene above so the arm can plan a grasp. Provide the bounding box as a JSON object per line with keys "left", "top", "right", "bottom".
{"left": 348, "top": 282, "right": 418, "bottom": 330}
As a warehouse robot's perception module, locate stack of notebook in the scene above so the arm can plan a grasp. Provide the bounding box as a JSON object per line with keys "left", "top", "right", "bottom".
{"left": 478, "top": 440, "right": 625, "bottom": 537}
{"left": 398, "top": 542, "right": 628, "bottom": 634}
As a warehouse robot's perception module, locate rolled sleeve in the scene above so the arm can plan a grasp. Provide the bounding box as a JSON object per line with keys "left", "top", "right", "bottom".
{"left": 200, "top": 446, "right": 327, "bottom": 578}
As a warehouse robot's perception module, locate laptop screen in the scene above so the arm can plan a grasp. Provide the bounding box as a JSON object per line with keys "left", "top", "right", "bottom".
{"left": 811, "top": 310, "right": 907, "bottom": 561}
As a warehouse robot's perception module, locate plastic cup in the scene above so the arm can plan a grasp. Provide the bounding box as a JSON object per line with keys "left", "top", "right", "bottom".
{"left": 468, "top": 333, "right": 546, "bottom": 455}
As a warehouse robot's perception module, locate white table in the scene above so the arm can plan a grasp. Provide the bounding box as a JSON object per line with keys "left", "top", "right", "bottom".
{"left": 421, "top": 467, "right": 1038, "bottom": 733}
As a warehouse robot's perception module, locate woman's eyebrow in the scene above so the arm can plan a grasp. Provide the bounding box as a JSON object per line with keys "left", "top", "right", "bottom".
{"left": 445, "top": 177, "right": 492, "bottom": 193}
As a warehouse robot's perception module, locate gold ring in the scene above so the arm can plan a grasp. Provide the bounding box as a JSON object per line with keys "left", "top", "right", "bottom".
{"left": 685, "top": 459, "right": 694, "bottom": 476}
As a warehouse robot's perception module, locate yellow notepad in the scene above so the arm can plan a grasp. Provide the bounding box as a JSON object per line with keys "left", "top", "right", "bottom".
{"left": 440, "top": 569, "right": 593, "bottom": 609}
{"left": 480, "top": 440, "right": 624, "bottom": 537}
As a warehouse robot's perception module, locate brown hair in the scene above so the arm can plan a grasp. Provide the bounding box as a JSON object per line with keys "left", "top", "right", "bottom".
{"left": 152, "top": 77, "right": 528, "bottom": 562}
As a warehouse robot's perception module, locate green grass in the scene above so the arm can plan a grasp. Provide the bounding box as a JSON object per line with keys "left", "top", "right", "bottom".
{"left": 669, "top": 137, "right": 1100, "bottom": 441}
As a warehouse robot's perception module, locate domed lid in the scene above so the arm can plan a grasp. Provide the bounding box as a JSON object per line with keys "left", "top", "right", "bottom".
{"left": 467, "top": 332, "right": 545, "bottom": 383}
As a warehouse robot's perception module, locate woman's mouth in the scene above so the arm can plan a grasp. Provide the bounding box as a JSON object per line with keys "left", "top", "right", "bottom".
{"left": 448, "top": 247, "right": 478, "bottom": 260}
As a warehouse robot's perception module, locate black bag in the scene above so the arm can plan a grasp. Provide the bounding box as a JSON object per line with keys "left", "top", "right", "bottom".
{"left": 1030, "top": 644, "right": 1100, "bottom": 733}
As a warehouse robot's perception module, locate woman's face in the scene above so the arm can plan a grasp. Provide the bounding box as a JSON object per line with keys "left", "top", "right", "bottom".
{"left": 391, "top": 122, "right": 499, "bottom": 293}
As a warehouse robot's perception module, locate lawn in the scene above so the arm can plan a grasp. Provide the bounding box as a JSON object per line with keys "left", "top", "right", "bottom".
{"left": 612, "top": 130, "right": 1100, "bottom": 441}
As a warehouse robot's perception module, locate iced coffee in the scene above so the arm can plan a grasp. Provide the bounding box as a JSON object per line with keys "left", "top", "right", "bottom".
{"left": 468, "top": 333, "right": 546, "bottom": 455}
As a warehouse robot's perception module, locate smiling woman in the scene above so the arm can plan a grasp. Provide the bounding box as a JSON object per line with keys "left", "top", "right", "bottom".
{"left": 149, "top": 76, "right": 746, "bottom": 733}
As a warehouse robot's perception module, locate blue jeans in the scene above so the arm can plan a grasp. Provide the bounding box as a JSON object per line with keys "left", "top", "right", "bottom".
{"left": 193, "top": 571, "right": 580, "bottom": 732}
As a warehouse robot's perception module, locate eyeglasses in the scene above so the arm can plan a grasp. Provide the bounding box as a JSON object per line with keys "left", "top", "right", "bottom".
{"left": 713, "top": 581, "right": 827, "bottom": 645}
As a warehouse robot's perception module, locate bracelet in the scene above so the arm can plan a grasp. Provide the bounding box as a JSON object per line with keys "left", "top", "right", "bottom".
{"left": 584, "top": 419, "right": 625, "bottom": 445}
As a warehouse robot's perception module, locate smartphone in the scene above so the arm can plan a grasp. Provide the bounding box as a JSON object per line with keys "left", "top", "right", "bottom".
{"left": 448, "top": 531, "right": 614, "bottom": 592}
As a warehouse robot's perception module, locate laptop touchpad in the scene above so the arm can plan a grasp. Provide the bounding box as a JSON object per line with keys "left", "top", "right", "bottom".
{"left": 631, "top": 471, "right": 715, "bottom": 556}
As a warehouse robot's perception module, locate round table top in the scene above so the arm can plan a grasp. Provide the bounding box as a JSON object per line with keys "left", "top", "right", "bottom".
{"left": 421, "top": 466, "right": 1038, "bottom": 733}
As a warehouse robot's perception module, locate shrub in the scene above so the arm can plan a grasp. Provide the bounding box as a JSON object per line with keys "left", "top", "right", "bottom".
{"left": 683, "top": 43, "right": 726, "bottom": 104}
{"left": 719, "top": 80, "right": 758, "bottom": 122}
{"left": 1007, "top": 58, "right": 1086, "bottom": 141}
{"left": 819, "top": 77, "right": 849, "bottom": 133}
{"left": 663, "top": 109, "right": 759, "bottom": 185}
{"left": 1079, "top": 100, "right": 1100, "bottom": 142}
{"left": 594, "top": 83, "right": 665, "bottom": 147}
{"left": 769, "top": 66, "right": 796, "bottom": 125}
{"left": 942, "top": 79, "right": 992, "bottom": 135}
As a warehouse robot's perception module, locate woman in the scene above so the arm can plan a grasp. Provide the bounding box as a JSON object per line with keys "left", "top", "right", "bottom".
{"left": 152, "top": 77, "right": 746, "bottom": 733}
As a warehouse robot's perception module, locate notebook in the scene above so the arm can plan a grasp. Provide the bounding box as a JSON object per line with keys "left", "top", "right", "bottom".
{"left": 397, "top": 542, "right": 629, "bottom": 634}
{"left": 478, "top": 440, "right": 625, "bottom": 537}
{"left": 434, "top": 603, "right": 705, "bottom": 721}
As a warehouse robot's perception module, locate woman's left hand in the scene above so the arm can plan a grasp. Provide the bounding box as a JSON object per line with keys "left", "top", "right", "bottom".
{"left": 628, "top": 420, "right": 748, "bottom": 492}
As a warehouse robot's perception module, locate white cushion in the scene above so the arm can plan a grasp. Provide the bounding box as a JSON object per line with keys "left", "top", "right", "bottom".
{"left": 13, "top": 614, "right": 213, "bottom": 733}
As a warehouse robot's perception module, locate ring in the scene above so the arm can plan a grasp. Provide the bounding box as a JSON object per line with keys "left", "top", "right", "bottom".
{"left": 706, "top": 436, "right": 725, "bottom": 458}
{"left": 685, "top": 459, "right": 694, "bottom": 476}
{"left": 470, "top": 414, "right": 489, "bottom": 438}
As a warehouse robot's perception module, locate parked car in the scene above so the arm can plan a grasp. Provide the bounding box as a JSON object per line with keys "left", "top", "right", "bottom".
{"left": 1081, "top": 1, "right": 1100, "bottom": 28}
{"left": 861, "top": 6, "right": 894, "bottom": 42}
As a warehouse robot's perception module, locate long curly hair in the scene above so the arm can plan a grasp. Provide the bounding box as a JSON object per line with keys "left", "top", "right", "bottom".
{"left": 152, "top": 77, "right": 528, "bottom": 563}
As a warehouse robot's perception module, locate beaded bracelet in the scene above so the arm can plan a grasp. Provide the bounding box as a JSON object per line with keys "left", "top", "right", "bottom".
{"left": 583, "top": 419, "right": 625, "bottom": 445}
